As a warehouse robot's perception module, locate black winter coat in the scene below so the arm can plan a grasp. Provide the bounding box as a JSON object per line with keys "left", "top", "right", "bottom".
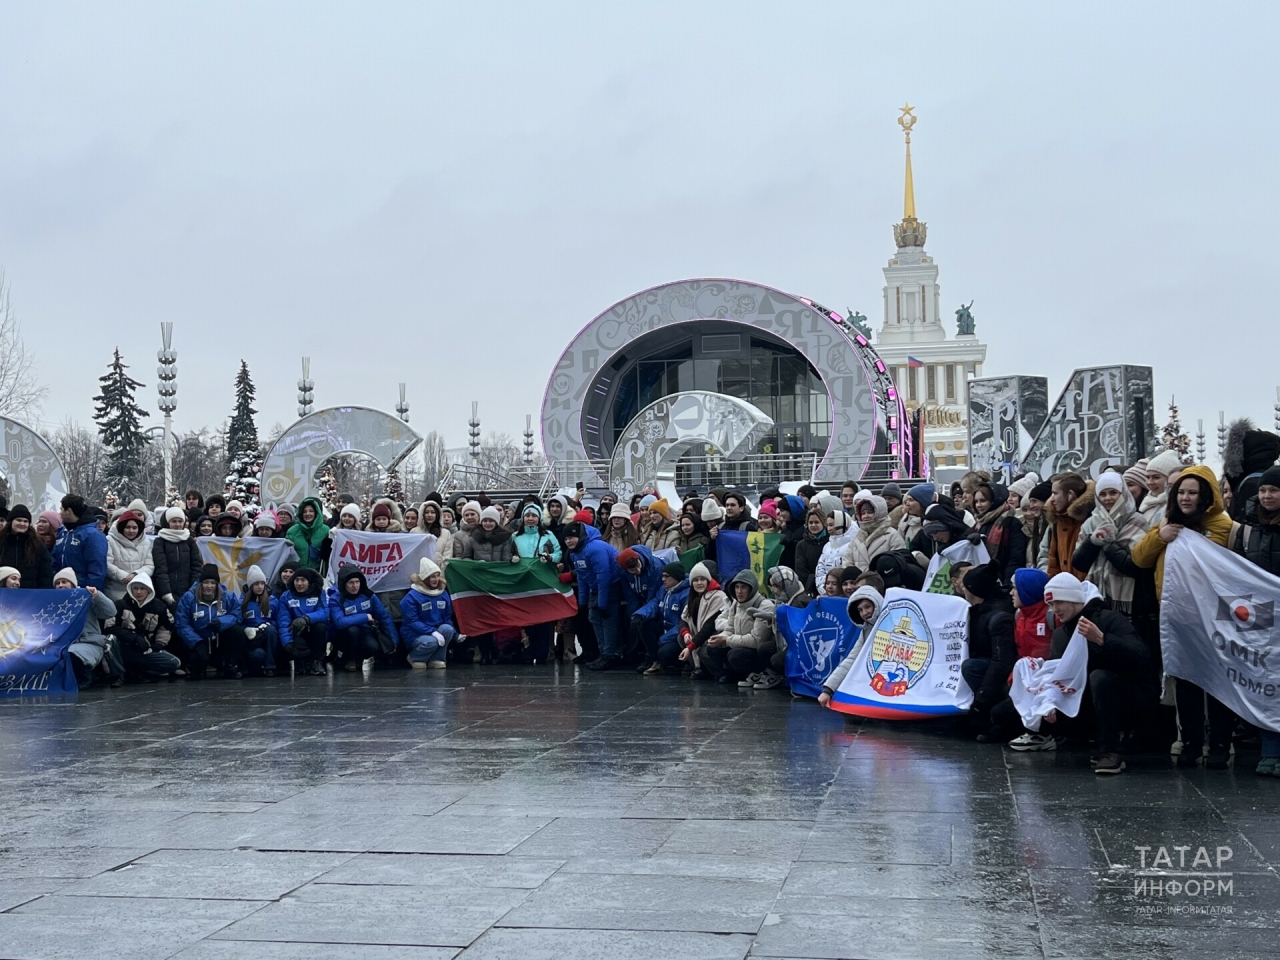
{"left": 151, "top": 535, "right": 203, "bottom": 602}
{"left": 1236, "top": 496, "right": 1280, "bottom": 577}
{"left": 1049, "top": 598, "right": 1154, "bottom": 684}
{"left": 793, "top": 532, "right": 827, "bottom": 593}
{"left": 968, "top": 596, "right": 1016, "bottom": 710}
{"left": 0, "top": 533, "right": 53, "bottom": 589}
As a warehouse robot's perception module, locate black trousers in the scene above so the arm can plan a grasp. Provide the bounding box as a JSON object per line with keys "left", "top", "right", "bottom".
{"left": 285, "top": 619, "right": 328, "bottom": 662}
{"left": 635, "top": 619, "right": 663, "bottom": 663}
{"left": 656, "top": 640, "right": 684, "bottom": 669}
{"left": 1176, "top": 678, "right": 1237, "bottom": 752}
{"left": 333, "top": 624, "right": 384, "bottom": 664}
{"left": 189, "top": 629, "right": 247, "bottom": 676}
{"left": 702, "top": 643, "right": 777, "bottom": 681}
{"left": 524, "top": 622, "right": 552, "bottom": 662}
{"left": 572, "top": 605, "right": 598, "bottom": 662}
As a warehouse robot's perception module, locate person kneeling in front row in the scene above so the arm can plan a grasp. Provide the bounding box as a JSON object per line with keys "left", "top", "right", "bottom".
{"left": 400, "top": 558, "right": 457, "bottom": 670}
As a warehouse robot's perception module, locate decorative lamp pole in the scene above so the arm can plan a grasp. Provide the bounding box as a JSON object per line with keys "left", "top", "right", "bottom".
{"left": 523, "top": 414, "right": 535, "bottom": 467}
{"left": 1196, "top": 419, "right": 1206, "bottom": 464}
{"left": 297, "top": 357, "right": 314, "bottom": 418}
{"left": 468, "top": 402, "right": 481, "bottom": 461}
{"left": 1274, "top": 387, "right": 1280, "bottom": 433}
{"left": 156, "top": 323, "right": 178, "bottom": 502}
{"left": 1217, "top": 411, "right": 1227, "bottom": 461}
{"left": 396, "top": 383, "right": 410, "bottom": 423}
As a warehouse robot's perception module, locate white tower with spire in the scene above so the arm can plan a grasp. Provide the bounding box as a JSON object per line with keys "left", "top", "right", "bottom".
{"left": 871, "top": 105, "right": 988, "bottom": 478}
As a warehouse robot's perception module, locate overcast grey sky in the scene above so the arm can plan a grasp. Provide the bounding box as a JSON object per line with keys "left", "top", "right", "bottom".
{"left": 1, "top": 2, "right": 1275, "bottom": 453}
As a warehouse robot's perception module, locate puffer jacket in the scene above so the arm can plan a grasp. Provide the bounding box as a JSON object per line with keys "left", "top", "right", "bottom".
{"left": 793, "top": 527, "right": 828, "bottom": 593}
{"left": 713, "top": 570, "right": 776, "bottom": 650}
{"left": 327, "top": 565, "right": 398, "bottom": 641}
{"left": 680, "top": 584, "right": 727, "bottom": 648}
{"left": 113, "top": 571, "right": 175, "bottom": 652}
{"left": 636, "top": 576, "right": 690, "bottom": 645}
{"left": 511, "top": 523, "right": 562, "bottom": 562}
{"left": 459, "top": 525, "right": 514, "bottom": 563}
{"left": 105, "top": 515, "right": 156, "bottom": 602}
{"left": 822, "top": 586, "right": 885, "bottom": 693}
{"left": 400, "top": 565, "right": 454, "bottom": 645}
{"left": 619, "top": 544, "right": 664, "bottom": 613}
{"left": 276, "top": 570, "right": 329, "bottom": 646}
{"left": 151, "top": 530, "right": 203, "bottom": 605}
{"left": 568, "top": 523, "right": 618, "bottom": 609}
{"left": 1132, "top": 464, "right": 1233, "bottom": 600}
{"left": 967, "top": 595, "right": 1017, "bottom": 712}
{"left": 843, "top": 495, "right": 907, "bottom": 571}
{"left": 174, "top": 582, "right": 239, "bottom": 648}
{"left": 0, "top": 533, "right": 53, "bottom": 589}
{"left": 1235, "top": 495, "right": 1280, "bottom": 576}
{"left": 52, "top": 517, "right": 108, "bottom": 591}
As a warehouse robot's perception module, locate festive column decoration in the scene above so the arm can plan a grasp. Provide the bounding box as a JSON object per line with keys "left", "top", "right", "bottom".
{"left": 1159, "top": 395, "right": 1193, "bottom": 464}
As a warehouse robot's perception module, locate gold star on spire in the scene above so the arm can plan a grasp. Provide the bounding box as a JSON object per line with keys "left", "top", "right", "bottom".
{"left": 893, "top": 104, "right": 927, "bottom": 248}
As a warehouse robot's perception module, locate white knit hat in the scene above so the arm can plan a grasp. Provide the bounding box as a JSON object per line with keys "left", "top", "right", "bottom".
{"left": 164, "top": 506, "right": 186, "bottom": 524}
{"left": 1008, "top": 472, "right": 1040, "bottom": 500}
{"left": 480, "top": 505, "right": 503, "bottom": 524}
{"left": 689, "top": 561, "right": 713, "bottom": 582}
{"left": 610, "top": 502, "right": 631, "bottom": 520}
{"left": 701, "top": 499, "right": 725, "bottom": 523}
{"left": 463, "top": 500, "right": 482, "bottom": 518}
{"left": 1147, "top": 450, "right": 1183, "bottom": 478}
{"left": 1095, "top": 472, "right": 1125, "bottom": 494}
{"left": 1043, "top": 572, "right": 1086, "bottom": 605}
{"left": 341, "top": 503, "right": 362, "bottom": 521}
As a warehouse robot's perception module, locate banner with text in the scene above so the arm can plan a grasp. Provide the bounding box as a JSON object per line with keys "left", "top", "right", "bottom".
{"left": 1009, "top": 629, "right": 1088, "bottom": 732}
{"left": 924, "top": 539, "right": 991, "bottom": 595}
{"left": 327, "top": 530, "right": 438, "bottom": 592}
{"left": 780, "top": 597, "right": 859, "bottom": 699}
{"left": 0, "top": 588, "right": 89, "bottom": 696}
{"left": 830, "top": 587, "right": 973, "bottom": 719}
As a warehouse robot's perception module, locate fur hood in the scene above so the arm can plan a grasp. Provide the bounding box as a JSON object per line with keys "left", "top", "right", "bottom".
{"left": 368, "top": 497, "right": 406, "bottom": 533}
{"left": 1224, "top": 417, "right": 1280, "bottom": 485}
{"left": 1045, "top": 482, "right": 1096, "bottom": 525}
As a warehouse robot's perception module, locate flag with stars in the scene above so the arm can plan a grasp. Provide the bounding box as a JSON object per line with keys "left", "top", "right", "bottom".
{"left": 0, "top": 588, "right": 89, "bottom": 696}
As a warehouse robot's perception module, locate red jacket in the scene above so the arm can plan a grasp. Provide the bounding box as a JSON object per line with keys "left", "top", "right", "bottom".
{"left": 1014, "top": 601, "right": 1051, "bottom": 661}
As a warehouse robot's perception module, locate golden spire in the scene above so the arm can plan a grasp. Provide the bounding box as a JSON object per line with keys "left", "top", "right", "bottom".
{"left": 893, "top": 104, "right": 927, "bottom": 249}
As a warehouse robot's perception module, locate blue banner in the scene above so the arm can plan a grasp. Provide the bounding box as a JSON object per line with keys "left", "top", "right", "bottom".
{"left": 0, "top": 588, "right": 90, "bottom": 696}
{"left": 779, "top": 597, "right": 858, "bottom": 699}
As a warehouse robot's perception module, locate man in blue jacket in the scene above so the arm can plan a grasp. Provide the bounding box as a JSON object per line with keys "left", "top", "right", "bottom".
{"left": 617, "top": 545, "right": 664, "bottom": 670}
{"left": 52, "top": 494, "right": 108, "bottom": 591}
{"left": 277, "top": 567, "right": 329, "bottom": 676}
{"left": 637, "top": 561, "right": 690, "bottom": 676}
{"left": 327, "top": 564, "right": 397, "bottom": 671}
{"left": 563, "top": 521, "right": 621, "bottom": 671}
{"left": 175, "top": 563, "right": 245, "bottom": 680}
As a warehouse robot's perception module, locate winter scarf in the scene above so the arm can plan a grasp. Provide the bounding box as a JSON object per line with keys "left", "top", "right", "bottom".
{"left": 1078, "top": 485, "right": 1147, "bottom": 611}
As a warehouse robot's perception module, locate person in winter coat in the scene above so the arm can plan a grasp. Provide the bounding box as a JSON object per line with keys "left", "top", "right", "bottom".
{"left": 793, "top": 507, "right": 829, "bottom": 595}
{"left": 1233, "top": 465, "right": 1280, "bottom": 775}
{"left": 105, "top": 510, "right": 155, "bottom": 603}
{"left": 327, "top": 564, "right": 398, "bottom": 670}
{"left": 773, "top": 495, "right": 807, "bottom": 570}
{"left": 1223, "top": 419, "right": 1280, "bottom": 522}
{"left": 210, "top": 514, "right": 241, "bottom": 539}
{"left": 0, "top": 505, "right": 53, "bottom": 589}
{"left": 639, "top": 499, "right": 680, "bottom": 552}
{"left": 252, "top": 511, "right": 281, "bottom": 538}
{"left": 617, "top": 545, "right": 664, "bottom": 669}
{"left": 843, "top": 494, "right": 907, "bottom": 572}
{"left": 175, "top": 564, "right": 245, "bottom": 680}
{"left": 113, "top": 571, "right": 182, "bottom": 681}
{"left": 275, "top": 503, "right": 297, "bottom": 539}
{"left": 721, "top": 492, "right": 758, "bottom": 532}
{"left": 678, "top": 561, "right": 727, "bottom": 678}
{"left": 1132, "top": 464, "right": 1238, "bottom": 768}
{"left": 1070, "top": 472, "right": 1149, "bottom": 615}
{"left": 670, "top": 513, "right": 710, "bottom": 554}
{"left": 564, "top": 521, "right": 621, "bottom": 670}
{"left": 1138, "top": 450, "right": 1182, "bottom": 530}
{"left": 366, "top": 499, "right": 406, "bottom": 533}
{"left": 460, "top": 506, "right": 514, "bottom": 563}
{"left": 36, "top": 510, "right": 61, "bottom": 553}
{"left": 52, "top": 494, "right": 108, "bottom": 591}
{"left": 1041, "top": 474, "right": 1092, "bottom": 578}
{"left": 1123, "top": 462, "right": 1149, "bottom": 511}
{"left": 818, "top": 586, "right": 886, "bottom": 707}
{"left": 703, "top": 570, "right": 777, "bottom": 685}
{"left": 510, "top": 503, "right": 561, "bottom": 662}
{"left": 898, "top": 483, "right": 933, "bottom": 548}
{"left": 237, "top": 565, "right": 281, "bottom": 676}
{"left": 814, "top": 509, "right": 853, "bottom": 593}
{"left": 400, "top": 557, "right": 455, "bottom": 669}
{"left": 971, "top": 482, "right": 1027, "bottom": 584}
{"left": 277, "top": 567, "right": 329, "bottom": 676}
{"left": 636, "top": 561, "right": 690, "bottom": 675}
{"left": 54, "top": 567, "right": 122, "bottom": 687}
{"left": 1010, "top": 568, "right": 1051, "bottom": 661}
{"left": 451, "top": 501, "right": 483, "bottom": 559}
{"left": 1022, "top": 480, "right": 1052, "bottom": 568}
{"left": 152, "top": 506, "right": 204, "bottom": 608}
{"left": 604, "top": 503, "right": 640, "bottom": 551}
{"left": 286, "top": 497, "right": 331, "bottom": 571}
{"left": 956, "top": 565, "right": 1018, "bottom": 735}
{"left": 415, "top": 501, "right": 454, "bottom": 568}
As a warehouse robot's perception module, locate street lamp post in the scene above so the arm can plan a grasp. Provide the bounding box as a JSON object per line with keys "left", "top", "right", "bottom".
{"left": 298, "top": 357, "right": 314, "bottom": 417}
{"left": 156, "top": 323, "right": 177, "bottom": 503}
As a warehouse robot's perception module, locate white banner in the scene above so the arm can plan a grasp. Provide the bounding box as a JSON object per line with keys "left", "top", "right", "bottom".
{"left": 830, "top": 587, "right": 973, "bottom": 719}
{"left": 327, "top": 530, "right": 437, "bottom": 592}
{"left": 197, "top": 536, "right": 298, "bottom": 592}
{"left": 1009, "top": 630, "right": 1088, "bottom": 732}
{"left": 1162, "top": 530, "right": 1280, "bottom": 733}
{"left": 924, "top": 539, "right": 991, "bottom": 594}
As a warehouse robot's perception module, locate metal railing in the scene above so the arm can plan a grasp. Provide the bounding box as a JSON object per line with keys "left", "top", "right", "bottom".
{"left": 439, "top": 461, "right": 554, "bottom": 496}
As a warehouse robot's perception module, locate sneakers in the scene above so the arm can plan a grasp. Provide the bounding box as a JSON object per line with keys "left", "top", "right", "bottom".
{"left": 1205, "top": 747, "right": 1231, "bottom": 770}
{"left": 1176, "top": 750, "right": 1201, "bottom": 768}
{"left": 426, "top": 660, "right": 447, "bottom": 670}
{"left": 753, "top": 670, "right": 784, "bottom": 690}
{"left": 310, "top": 660, "right": 327, "bottom": 677}
{"left": 587, "top": 655, "right": 621, "bottom": 672}
{"left": 1008, "top": 733, "right": 1057, "bottom": 752}
{"left": 643, "top": 661, "right": 664, "bottom": 676}
{"left": 1256, "top": 758, "right": 1280, "bottom": 777}
{"left": 738, "top": 672, "right": 764, "bottom": 689}
{"left": 1093, "top": 753, "right": 1126, "bottom": 775}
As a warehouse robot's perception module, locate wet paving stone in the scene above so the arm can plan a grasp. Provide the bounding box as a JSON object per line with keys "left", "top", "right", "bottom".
{"left": 0, "top": 667, "right": 1276, "bottom": 958}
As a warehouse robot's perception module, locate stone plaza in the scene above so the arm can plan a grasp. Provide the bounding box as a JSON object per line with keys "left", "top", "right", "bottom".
{"left": 0, "top": 668, "right": 1276, "bottom": 959}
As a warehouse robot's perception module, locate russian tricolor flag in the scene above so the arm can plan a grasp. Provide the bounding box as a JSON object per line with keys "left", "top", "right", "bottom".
{"left": 907, "top": 356, "right": 924, "bottom": 368}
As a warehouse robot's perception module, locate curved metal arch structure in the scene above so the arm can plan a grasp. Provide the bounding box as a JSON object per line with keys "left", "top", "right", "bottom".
{"left": 0, "top": 417, "right": 69, "bottom": 512}
{"left": 607, "top": 392, "right": 774, "bottom": 502}
{"left": 259, "top": 406, "right": 422, "bottom": 506}
{"left": 541, "top": 278, "right": 885, "bottom": 485}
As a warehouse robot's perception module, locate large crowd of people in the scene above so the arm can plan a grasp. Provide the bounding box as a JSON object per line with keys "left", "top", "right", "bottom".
{"left": 2, "top": 417, "right": 1278, "bottom": 779}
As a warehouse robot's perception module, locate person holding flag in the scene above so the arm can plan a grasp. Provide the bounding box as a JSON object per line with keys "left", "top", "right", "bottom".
{"left": 1233, "top": 465, "right": 1280, "bottom": 775}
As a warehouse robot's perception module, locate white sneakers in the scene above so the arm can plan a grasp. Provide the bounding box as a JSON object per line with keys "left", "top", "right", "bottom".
{"left": 1008, "top": 733, "right": 1057, "bottom": 752}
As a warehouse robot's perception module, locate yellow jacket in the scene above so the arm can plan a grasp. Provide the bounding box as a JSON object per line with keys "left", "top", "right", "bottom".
{"left": 1132, "top": 463, "right": 1233, "bottom": 599}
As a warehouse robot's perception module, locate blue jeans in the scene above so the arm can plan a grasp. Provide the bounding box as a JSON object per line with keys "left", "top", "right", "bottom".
{"left": 1263, "top": 730, "right": 1280, "bottom": 760}
{"left": 407, "top": 624, "right": 455, "bottom": 664}
{"left": 588, "top": 602, "right": 620, "bottom": 658}
{"left": 245, "top": 623, "right": 279, "bottom": 672}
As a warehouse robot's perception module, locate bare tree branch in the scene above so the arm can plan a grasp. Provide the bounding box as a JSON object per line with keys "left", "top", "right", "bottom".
{"left": 0, "top": 270, "right": 49, "bottom": 423}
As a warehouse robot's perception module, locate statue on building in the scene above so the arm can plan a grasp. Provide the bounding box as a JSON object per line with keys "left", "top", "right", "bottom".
{"left": 955, "top": 300, "right": 976, "bottom": 336}
{"left": 846, "top": 308, "right": 873, "bottom": 339}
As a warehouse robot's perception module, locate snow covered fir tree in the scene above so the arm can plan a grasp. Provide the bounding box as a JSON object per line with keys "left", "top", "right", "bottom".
{"left": 92, "top": 348, "right": 150, "bottom": 501}
{"left": 225, "top": 360, "right": 262, "bottom": 503}
{"left": 1159, "top": 395, "right": 1194, "bottom": 465}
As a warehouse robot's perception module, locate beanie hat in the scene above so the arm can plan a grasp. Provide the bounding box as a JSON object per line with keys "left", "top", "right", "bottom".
{"left": 371, "top": 503, "right": 392, "bottom": 521}
{"left": 688, "top": 561, "right": 713, "bottom": 583}
{"left": 701, "top": 499, "right": 725, "bottom": 523}
{"left": 828, "top": 510, "right": 851, "bottom": 535}
{"left": 7, "top": 504, "right": 31, "bottom": 524}
{"left": 341, "top": 503, "right": 362, "bottom": 522}
{"left": 53, "top": 567, "right": 78, "bottom": 587}
{"left": 1260, "top": 465, "right": 1280, "bottom": 491}
{"left": 1029, "top": 480, "right": 1053, "bottom": 503}
{"left": 562, "top": 522, "right": 586, "bottom": 542}
{"left": 1095, "top": 472, "right": 1125, "bottom": 495}
{"left": 480, "top": 506, "right": 503, "bottom": 525}
{"left": 662, "top": 561, "right": 686, "bottom": 579}
{"left": 880, "top": 482, "right": 903, "bottom": 502}
{"left": 476, "top": 494, "right": 492, "bottom": 508}
{"left": 962, "top": 564, "right": 1003, "bottom": 602}
{"left": 164, "top": 506, "right": 186, "bottom": 524}
{"left": 522, "top": 502, "right": 543, "bottom": 520}
{"left": 0, "top": 565, "right": 19, "bottom": 585}
{"left": 417, "top": 557, "right": 442, "bottom": 580}
{"left": 573, "top": 508, "right": 595, "bottom": 524}
{"left": 1013, "top": 567, "right": 1049, "bottom": 607}
{"left": 1147, "top": 450, "right": 1183, "bottom": 479}
{"left": 253, "top": 512, "right": 279, "bottom": 531}
{"left": 839, "top": 565, "right": 863, "bottom": 584}
{"left": 462, "top": 500, "right": 482, "bottom": 518}
{"left": 199, "top": 563, "right": 221, "bottom": 584}
{"left": 758, "top": 499, "right": 778, "bottom": 520}
{"left": 616, "top": 547, "right": 641, "bottom": 570}
{"left": 213, "top": 514, "right": 241, "bottom": 536}
{"left": 907, "top": 483, "right": 936, "bottom": 510}
{"left": 40, "top": 510, "right": 63, "bottom": 531}
{"left": 609, "top": 502, "right": 631, "bottom": 520}
{"left": 1043, "top": 572, "right": 1087, "bottom": 605}
{"left": 647, "top": 498, "right": 671, "bottom": 519}
{"left": 1007, "top": 473, "right": 1040, "bottom": 501}
{"left": 638, "top": 495, "right": 658, "bottom": 510}
{"left": 226, "top": 500, "right": 244, "bottom": 514}
{"left": 1124, "top": 460, "right": 1149, "bottom": 493}
{"left": 245, "top": 565, "right": 266, "bottom": 587}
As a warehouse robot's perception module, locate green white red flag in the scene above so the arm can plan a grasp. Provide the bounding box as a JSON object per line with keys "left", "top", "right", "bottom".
{"left": 445, "top": 558, "right": 577, "bottom": 634}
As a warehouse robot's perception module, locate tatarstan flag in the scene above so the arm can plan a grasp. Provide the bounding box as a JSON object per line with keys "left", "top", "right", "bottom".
{"left": 679, "top": 530, "right": 784, "bottom": 596}
{"left": 445, "top": 559, "right": 578, "bottom": 634}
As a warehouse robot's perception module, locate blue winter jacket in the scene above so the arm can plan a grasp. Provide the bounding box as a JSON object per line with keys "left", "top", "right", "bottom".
{"left": 238, "top": 592, "right": 280, "bottom": 629}
{"left": 327, "top": 584, "right": 398, "bottom": 641}
{"left": 52, "top": 518, "right": 108, "bottom": 591}
{"left": 636, "top": 576, "right": 690, "bottom": 645}
{"left": 620, "top": 544, "right": 664, "bottom": 614}
{"left": 174, "top": 583, "right": 239, "bottom": 648}
{"left": 277, "top": 588, "right": 328, "bottom": 646}
{"left": 400, "top": 587, "right": 454, "bottom": 644}
{"left": 570, "top": 524, "right": 617, "bottom": 609}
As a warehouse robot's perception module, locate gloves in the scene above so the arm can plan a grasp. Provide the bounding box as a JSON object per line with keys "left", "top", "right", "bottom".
{"left": 291, "top": 617, "right": 309, "bottom": 633}
{"left": 559, "top": 572, "right": 574, "bottom": 584}
{"left": 244, "top": 627, "right": 258, "bottom": 641}
{"left": 162, "top": 593, "right": 175, "bottom": 607}
{"left": 630, "top": 616, "right": 644, "bottom": 627}
{"left": 1090, "top": 525, "right": 1115, "bottom": 546}
{"left": 965, "top": 532, "right": 983, "bottom": 545}
{"left": 749, "top": 608, "right": 775, "bottom": 621}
